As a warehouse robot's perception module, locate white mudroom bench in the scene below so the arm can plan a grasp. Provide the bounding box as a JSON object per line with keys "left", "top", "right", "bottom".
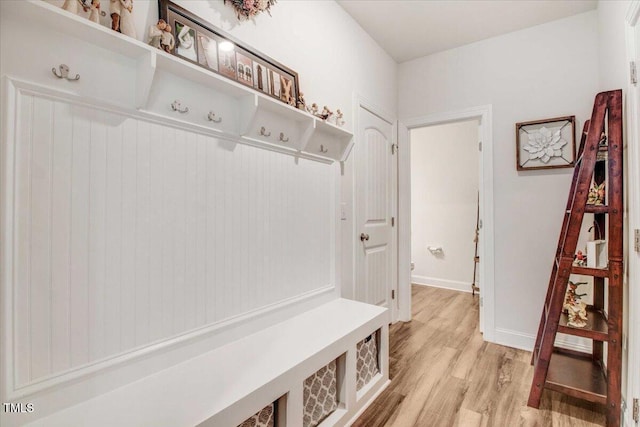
{"left": 25, "top": 299, "right": 389, "bottom": 427}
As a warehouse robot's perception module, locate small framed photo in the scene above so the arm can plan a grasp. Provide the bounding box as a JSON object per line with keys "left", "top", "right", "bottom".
{"left": 174, "top": 21, "right": 197, "bottom": 62}
{"left": 218, "top": 43, "right": 237, "bottom": 79}
{"left": 516, "top": 116, "right": 576, "bottom": 171}
{"left": 253, "top": 60, "right": 269, "bottom": 94}
{"left": 159, "top": 0, "right": 300, "bottom": 107}
{"left": 235, "top": 51, "right": 253, "bottom": 87}
{"left": 196, "top": 32, "right": 219, "bottom": 72}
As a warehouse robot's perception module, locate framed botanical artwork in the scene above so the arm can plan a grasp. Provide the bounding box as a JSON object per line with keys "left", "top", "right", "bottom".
{"left": 515, "top": 115, "right": 576, "bottom": 171}
{"left": 158, "top": 0, "right": 300, "bottom": 107}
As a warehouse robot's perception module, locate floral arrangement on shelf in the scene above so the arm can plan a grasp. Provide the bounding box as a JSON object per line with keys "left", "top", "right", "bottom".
{"left": 224, "top": 0, "right": 277, "bottom": 20}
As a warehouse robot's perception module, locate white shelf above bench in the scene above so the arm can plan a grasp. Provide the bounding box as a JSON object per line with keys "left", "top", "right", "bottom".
{"left": 25, "top": 299, "right": 388, "bottom": 427}
{"left": 7, "top": 0, "right": 354, "bottom": 164}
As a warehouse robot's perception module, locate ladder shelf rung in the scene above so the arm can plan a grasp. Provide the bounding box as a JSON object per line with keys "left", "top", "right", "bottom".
{"left": 570, "top": 265, "right": 609, "bottom": 278}
{"left": 565, "top": 205, "right": 610, "bottom": 215}
{"left": 545, "top": 352, "right": 607, "bottom": 405}
{"left": 558, "top": 308, "right": 608, "bottom": 341}
{"left": 584, "top": 205, "right": 609, "bottom": 214}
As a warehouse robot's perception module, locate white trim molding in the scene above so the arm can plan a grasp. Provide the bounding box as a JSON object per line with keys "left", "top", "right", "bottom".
{"left": 625, "top": 2, "right": 640, "bottom": 426}
{"left": 411, "top": 276, "right": 471, "bottom": 293}
{"left": 493, "top": 328, "right": 591, "bottom": 354}
{"left": 398, "top": 104, "right": 495, "bottom": 340}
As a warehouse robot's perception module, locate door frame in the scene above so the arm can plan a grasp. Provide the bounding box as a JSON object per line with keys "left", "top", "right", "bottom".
{"left": 351, "top": 94, "right": 398, "bottom": 323}
{"left": 397, "top": 105, "right": 495, "bottom": 340}
{"left": 625, "top": 1, "right": 640, "bottom": 425}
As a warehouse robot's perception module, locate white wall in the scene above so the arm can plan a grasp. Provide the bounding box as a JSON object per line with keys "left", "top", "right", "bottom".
{"left": 399, "top": 11, "right": 600, "bottom": 348}
{"left": 410, "top": 120, "right": 479, "bottom": 292}
{"left": 598, "top": 0, "right": 632, "bottom": 91}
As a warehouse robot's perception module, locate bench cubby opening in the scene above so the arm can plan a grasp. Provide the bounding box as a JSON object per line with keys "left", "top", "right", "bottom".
{"left": 237, "top": 394, "right": 287, "bottom": 427}
{"left": 356, "top": 329, "right": 381, "bottom": 392}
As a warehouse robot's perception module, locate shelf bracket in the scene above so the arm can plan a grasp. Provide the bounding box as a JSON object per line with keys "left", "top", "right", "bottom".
{"left": 136, "top": 51, "right": 156, "bottom": 109}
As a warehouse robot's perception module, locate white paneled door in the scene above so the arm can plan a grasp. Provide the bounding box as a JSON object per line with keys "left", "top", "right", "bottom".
{"left": 355, "top": 106, "right": 396, "bottom": 319}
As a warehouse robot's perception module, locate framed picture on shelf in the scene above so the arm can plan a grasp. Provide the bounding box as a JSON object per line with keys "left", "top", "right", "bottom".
{"left": 159, "top": 0, "right": 300, "bottom": 107}
{"left": 515, "top": 115, "right": 576, "bottom": 171}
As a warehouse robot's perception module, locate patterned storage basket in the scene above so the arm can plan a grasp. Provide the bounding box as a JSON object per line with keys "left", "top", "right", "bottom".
{"left": 237, "top": 402, "right": 275, "bottom": 427}
{"left": 303, "top": 359, "right": 338, "bottom": 427}
{"left": 356, "top": 332, "right": 379, "bottom": 391}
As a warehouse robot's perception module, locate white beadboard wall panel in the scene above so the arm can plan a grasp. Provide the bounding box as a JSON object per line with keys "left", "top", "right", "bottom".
{"left": 15, "top": 93, "right": 33, "bottom": 387}
{"left": 30, "top": 96, "right": 53, "bottom": 381}
{"left": 69, "top": 104, "right": 92, "bottom": 369}
{"left": 50, "top": 100, "right": 73, "bottom": 375}
{"left": 9, "top": 88, "right": 334, "bottom": 389}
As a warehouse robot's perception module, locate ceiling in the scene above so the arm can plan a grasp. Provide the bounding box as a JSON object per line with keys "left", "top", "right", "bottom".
{"left": 336, "top": 0, "right": 598, "bottom": 63}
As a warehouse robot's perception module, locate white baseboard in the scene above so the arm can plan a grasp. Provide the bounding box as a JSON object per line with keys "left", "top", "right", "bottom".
{"left": 493, "top": 328, "right": 592, "bottom": 354}
{"left": 493, "top": 328, "right": 536, "bottom": 351}
{"left": 411, "top": 275, "right": 472, "bottom": 293}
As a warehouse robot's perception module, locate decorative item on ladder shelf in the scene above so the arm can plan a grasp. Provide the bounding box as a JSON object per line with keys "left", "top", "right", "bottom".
{"left": 563, "top": 281, "right": 588, "bottom": 328}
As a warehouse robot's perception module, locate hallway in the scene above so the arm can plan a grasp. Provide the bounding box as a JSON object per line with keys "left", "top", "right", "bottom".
{"left": 353, "top": 285, "right": 606, "bottom": 426}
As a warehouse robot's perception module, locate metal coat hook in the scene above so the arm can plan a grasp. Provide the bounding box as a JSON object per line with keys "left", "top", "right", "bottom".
{"left": 319, "top": 144, "right": 329, "bottom": 154}
{"left": 207, "top": 111, "right": 222, "bottom": 123}
{"left": 260, "top": 126, "right": 271, "bottom": 137}
{"left": 171, "top": 100, "right": 189, "bottom": 114}
{"left": 52, "top": 64, "right": 80, "bottom": 81}
{"left": 279, "top": 132, "right": 289, "bottom": 143}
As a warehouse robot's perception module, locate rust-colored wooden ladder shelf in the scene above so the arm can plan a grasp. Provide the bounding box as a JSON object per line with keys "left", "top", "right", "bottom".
{"left": 527, "top": 89, "right": 623, "bottom": 427}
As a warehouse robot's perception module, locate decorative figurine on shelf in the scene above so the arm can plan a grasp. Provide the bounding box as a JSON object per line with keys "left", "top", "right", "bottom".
{"left": 573, "top": 249, "right": 587, "bottom": 266}
{"left": 148, "top": 19, "right": 165, "bottom": 49}
{"left": 587, "top": 182, "right": 606, "bottom": 205}
{"left": 319, "top": 106, "right": 333, "bottom": 121}
{"left": 308, "top": 103, "right": 319, "bottom": 116}
{"left": 599, "top": 131, "right": 608, "bottom": 149}
{"left": 110, "top": 0, "right": 136, "bottom": 39}
{"left": 61, "top": 0, "right": 101, "bottom": 23}
{"left": 297, "top": 92, "right": 307, "bottom": 111}
{"left": 563, "top": 281, "right": 588, "bottom": 328}
{"left": 596, "top": 132, "right": 609, "bottom": 161}
{"left": 334, "top": 109, "right": 344, "bottom": 127}
{"left": 88, "top": 0, "right": 101, "bottom": 24}
{"left": 61, "top": 0, "right": 80, "bottom": 14}
{"left": 160, "top": 25, "right": 174, "bottom": 53}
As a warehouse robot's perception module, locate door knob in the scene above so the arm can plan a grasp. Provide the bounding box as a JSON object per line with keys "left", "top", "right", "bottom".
{"left": 360, "top": 233, "right": 370, "bottom": 242}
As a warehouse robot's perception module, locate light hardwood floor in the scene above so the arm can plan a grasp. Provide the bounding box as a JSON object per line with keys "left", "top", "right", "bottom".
{"left": 353, "top": 285, "right": 606, "bottom": 427}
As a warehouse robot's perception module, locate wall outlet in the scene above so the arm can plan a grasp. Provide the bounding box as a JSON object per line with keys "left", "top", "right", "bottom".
{"left": 410, "top": 262, "right": 415, "bottom": 271}
{"left": 340, "top": 202, "right": 347, "bottom": 220}
{"left": 634, "top": 229, "right": 640, "bottom": 253}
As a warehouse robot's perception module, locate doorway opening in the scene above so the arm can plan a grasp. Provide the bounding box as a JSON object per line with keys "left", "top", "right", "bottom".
{"left": 409, "top": 119, "right": 480, "bottom": 304}
{"left": 398, "top": 105, "right": 494, "bottom": 340}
